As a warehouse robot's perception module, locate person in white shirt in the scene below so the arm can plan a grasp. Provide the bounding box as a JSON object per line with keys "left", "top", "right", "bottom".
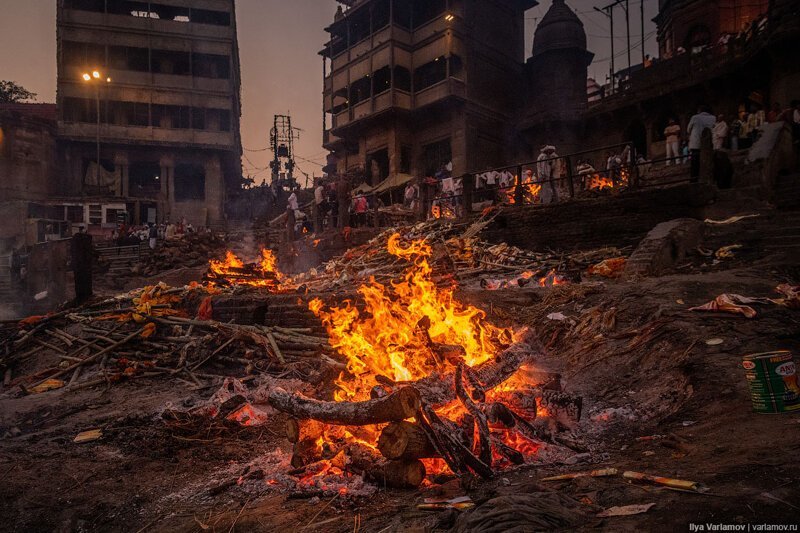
{"left": 712, "top": 114, "right": 729, "bottom": 150}
{"left": 687, "top": 105, "right": 717, "bottom": 179}
{"left": 314, "top": 180, "right": 326, "bottom": 231}
{"left": 287, "top": 191, "right": 298, "bottom": 211}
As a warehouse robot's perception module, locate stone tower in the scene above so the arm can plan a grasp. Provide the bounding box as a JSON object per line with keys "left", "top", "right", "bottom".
{"left": 521, "top": 0, "right": 594, "bottom": 153}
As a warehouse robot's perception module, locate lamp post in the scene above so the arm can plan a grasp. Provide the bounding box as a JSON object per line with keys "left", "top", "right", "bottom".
{"left": 81, "top": 70, "right": 111, "bottom": 188}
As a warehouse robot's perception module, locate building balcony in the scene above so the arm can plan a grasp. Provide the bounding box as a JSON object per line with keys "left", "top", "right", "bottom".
{"left": 330, "top": 89, "right": 413, "bottom": 131}
{"left": 58, "top": 122, "right": 235, "bottom": 150}
{"left": 414, "top": 78, "right": 465, "bottom": 108}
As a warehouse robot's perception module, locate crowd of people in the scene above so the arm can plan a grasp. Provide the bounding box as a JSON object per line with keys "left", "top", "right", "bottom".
{"left": 662, "top": 99, "right": 800, "bottom": 178}
{"left": 112, "top": 218, "right": 208, "bottom": 249}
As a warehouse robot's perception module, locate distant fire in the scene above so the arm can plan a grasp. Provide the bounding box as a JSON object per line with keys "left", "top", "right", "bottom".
{"left": 206, "top": 249, "right": 283, "bottom": 289}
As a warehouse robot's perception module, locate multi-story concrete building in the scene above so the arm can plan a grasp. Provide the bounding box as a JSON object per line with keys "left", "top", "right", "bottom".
{"left": 56, "top": 0, "right": 242, "bottom": 228}
{"left": 321, "top": 0, "right": 538, "bottom": 184}
{"left": 321, "top": 0, "right": 796, "bottom": 186}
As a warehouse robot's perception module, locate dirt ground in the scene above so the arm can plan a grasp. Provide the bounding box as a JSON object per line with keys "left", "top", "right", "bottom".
{"left": 1, "top": 225, "right": 799, "bottom": 532}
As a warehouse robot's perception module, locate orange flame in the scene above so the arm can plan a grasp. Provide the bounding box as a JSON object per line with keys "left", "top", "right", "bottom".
{"left": 310, "top": 233, "right": 515, "bottom": 402}
{"left": 207, "top": 248, "right": 283, "bottom": 289}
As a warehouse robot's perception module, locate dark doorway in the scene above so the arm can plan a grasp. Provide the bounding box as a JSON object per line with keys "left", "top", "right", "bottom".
{"left": 624, "top": 121, "right": 648, "bottom": 158}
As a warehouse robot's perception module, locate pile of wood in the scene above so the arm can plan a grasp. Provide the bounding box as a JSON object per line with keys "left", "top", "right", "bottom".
{"left": 268, "top": 339, "right": 585, "bottom": 489}
{"left": 128, "top": 232, "right": 227, "bottom": 277}
{"left": 291, "top": 210, "right": 629, "bottom": 292}
{"left": 0, "top": 285, "right": 344, "bottom": 396}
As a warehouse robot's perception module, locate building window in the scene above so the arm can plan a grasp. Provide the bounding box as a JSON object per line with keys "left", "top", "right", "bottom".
{"left": 192, "top": 108, "right": 206, "bottom": 130}
{"left": 412, "top": 0, "right": 446, "bottom": 28}
{"left": 88, "top": 204, "right": 102, "bottom": 225}
{"left": 129, "top": 162, "right": 161, "bottom": 198}
{"left": 174, "top": 163, "right": 206, "bottom": 201}
{"left": 205, "top": 109, "right": 231, "bottom": 132}
{"left": 393, "top": 0, "right": 413, "bottom": 30}
{"left": 151, "top": 50, "right": 191, "bottom": 76}
{"left": 108, "top": 45, "right": 149, "bottom": 72}
{"left": 400, "top": 145, "right": 412, "bottom": 174}
{"left": 64, "top": 0, "right": 105, "bottom": 13}
{"left": 414, "top": 56, "right": 447, "bottom": 92}
{"left": 394, "top": 66, "right": 411, "bottom": 92}
{"left": 190, "top": 8, "right": 231, "bottom": 26}
{"left": 350, "top": 76, "right": 372, "bottom": 106}
{"left": 66, "top": 206, "right": 85, "bottom": 223}
{"left": 372, "top": 66, "right": 391, "bottom": 95}
{"left": 367, "top": 148, "right": 389, "bottom": 185}
{"left": 192, "top": 53, "right": 231, "bottom": 79}
{"left": 63, "top": 41, "right": 105, "bottom": 67}
{"left": 422, "top": 138, "right": 451, "bottom": 176}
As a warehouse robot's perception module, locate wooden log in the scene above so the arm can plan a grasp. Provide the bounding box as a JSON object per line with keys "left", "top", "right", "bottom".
{"left": 377, "top": 421, "right": 439, "bottom": 460}
{"left": 414, "top": 340, "right": 540, "bottom": 406}
{"left": 484, "top": 402, "right": 517, "bottom": 428}
{"left": 455, "top": 364, "right": 492, "bottom": 468}
{"left": 285, "top": 418, "right": 325, "bottom": 444}
{"left": 291, "top": 437, "right": 323, "bottom": 468}
{"left": 268, "top": 386, "right": 420, "bottom": 426}
{"left": 365, "top": 459, "right": 427, "bottom": 489}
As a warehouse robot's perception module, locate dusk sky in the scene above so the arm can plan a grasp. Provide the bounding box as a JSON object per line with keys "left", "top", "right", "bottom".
{"left": 0, "top": 0, "right": 657, "bottom": 184}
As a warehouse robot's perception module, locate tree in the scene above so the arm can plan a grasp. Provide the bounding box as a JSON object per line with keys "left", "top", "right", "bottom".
{"left": 0, "top": 81, "right": 37, "bottom": 103}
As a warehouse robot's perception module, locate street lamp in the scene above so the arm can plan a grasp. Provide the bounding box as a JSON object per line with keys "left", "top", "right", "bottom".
{"left": 81, "top": 70, "right": 111, "bottom": 189}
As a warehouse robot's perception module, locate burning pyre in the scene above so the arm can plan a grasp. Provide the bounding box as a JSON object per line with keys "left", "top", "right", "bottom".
{"left": 206, "top": 249, "right": 283, "bottom": 290}
{"left": 258, "top": 233, "right": 583, "bottom": 493}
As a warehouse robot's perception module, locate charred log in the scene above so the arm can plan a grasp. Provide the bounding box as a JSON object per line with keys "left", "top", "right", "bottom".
{"left": 378, "top": 421, "right": 439, "bottom": 460}
{"left": 268, "top": 386, "right": 420, "bottom": 425}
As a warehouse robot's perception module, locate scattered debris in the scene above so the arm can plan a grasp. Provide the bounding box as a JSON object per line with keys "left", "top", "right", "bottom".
{"left": 541, "top": 468, "right": 619, "bottom": 481}
{"left": 622, "top": 471, "right": 709, "bottom": 493}
{"left": 73, "top": 429, "right": 103, "bottom": 443}
{"left": 598, "top": 503, "right": 655, "bottom": 517}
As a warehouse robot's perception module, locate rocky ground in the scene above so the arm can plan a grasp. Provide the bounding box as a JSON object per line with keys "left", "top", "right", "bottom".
{"left": 1, "top": 209, "right": 798, "bottom": 532}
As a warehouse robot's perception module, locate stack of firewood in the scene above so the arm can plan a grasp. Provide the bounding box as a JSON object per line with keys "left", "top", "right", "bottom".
{"left": 268, "top": 339, "right": 585, "bottom": 489}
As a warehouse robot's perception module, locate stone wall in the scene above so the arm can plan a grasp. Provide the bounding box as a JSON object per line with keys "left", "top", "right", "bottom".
{"left": 482, "top": 183, "right": 717, "bottom": 252}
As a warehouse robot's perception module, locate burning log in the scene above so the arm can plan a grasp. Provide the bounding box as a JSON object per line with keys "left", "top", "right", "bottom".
{"left": 290, "top": 437, "right": 323, "bottom": 468}
{"left": 285, "top": 418, "right": 326, "bottom": 444}
{"left": 415, "top": 340, "right": 541, "bottom": 406}
{"left": 455, "top": 364, "right": 493, "bottom": 468}
{"left": 268, "top": 386, "right": 421, "bottom": 425}
{"left": 377, "top": 421, "right": 438, "bottom": 460}
{"left": 345, "top": 443, "right": 427, "bottom": 489}
{"left": 366, "top": 459, "right": 427, "bottom": 489}
{"left": 491, "top": 388, "right": 583, "bottom": 422}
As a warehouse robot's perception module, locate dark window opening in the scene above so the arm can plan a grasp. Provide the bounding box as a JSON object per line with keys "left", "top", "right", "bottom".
{"left": 414, "top": 56, "right": 447, "bottom": 92}
{"left": 332, "top": 87, "right": 349, "bottom": 114}
{"left": 108, "top": 45, "right": 149, "bottom": 72}
{"left": 400, "top": 145, "right": 412, "bottom": 174}
{"left": 372, "top": 0, "right": 390, "bottom": 30}
{"left": 152, "top": 50, "right": 191, "bottom": 76}
{"left": 393, "top": 0, "right": 413, "bottom": 30}
{"left": 422, "top": 138, "right": 451, "bottom": 176}
{"left": 205, "top": 108, "right": 231, "bottom": 132}
{"left": 349, "top": 8, "right": 372, "bottom": 45}
{"left": 174, "top": 163, "right": 206, "bottom": 201}
{"left": 373, "top": 66, "right": 391, "bottom": 95}
{"left": 64, "top": 0, "right": 105, "bottom": 13}
{"left": 191, "top": 8, "right": 231, "bottom": 26}
{"left": 412, "top": 0, "right": 446, "bottom": 28}
{"left": 66, "top": 206, "right": 85, "bottom": 223}
{"left": 129, "top": 162, "right": 161, "bottom": 198}
{"left": 192, "top": 108, "right": 206, "bottom": 130}
{"left": 192, "top": 53, "right": 231, "bottom": 79}
{"left": 350, "top": 76, "right": 371, "bottom": 106}
{"left": 686, "top": 24, "right": 712, "bottom": 49}
{"left": 63, "top": 41, "right": 105, "bottom": 67}
{"left": 62, "top": 97, "right": 96, "bottom": 124}
{"left": 449, "top": 55, "right": 463, "bottom": 79}
{"left": 108, "top": 101, "right": 149, "bottom": 127}
{"left": 366, "top": 148, "right": 389, "bottom": 186}
{"left": 394, "top": 66, "right": 411, "bottom": 92}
